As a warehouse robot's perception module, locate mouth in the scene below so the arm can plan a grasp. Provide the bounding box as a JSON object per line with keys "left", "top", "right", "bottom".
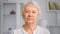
{"left": 27, "top": 18, "right": 33, "bottom": 20}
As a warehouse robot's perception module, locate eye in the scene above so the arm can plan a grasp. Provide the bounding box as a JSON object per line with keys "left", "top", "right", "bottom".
{"left": 24, "top": 10, "right": 29, "bottom": 13}
{"left": 32, "top": 11, "right": 36, "bottom": 13}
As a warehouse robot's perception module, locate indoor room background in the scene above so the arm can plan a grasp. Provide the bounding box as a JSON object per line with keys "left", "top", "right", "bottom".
{"left": 0, "top": 0, "right": 60, "bottom": 34}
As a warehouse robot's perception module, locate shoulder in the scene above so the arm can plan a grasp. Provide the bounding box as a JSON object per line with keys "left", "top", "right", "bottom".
{"left": 38, "top": 26, "right": 50, "bottom": 34}
{"left": 14, "top": 27, "right": 23, "bottom": 31}
{"left": 13, "top": 28, "right": 22, "bottom": 32}
{"left": 11, "top": 27, "right": 23, "bottom": 34}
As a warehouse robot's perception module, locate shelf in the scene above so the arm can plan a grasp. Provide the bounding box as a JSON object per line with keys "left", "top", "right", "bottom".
{"left": 47, "top": 10, "right": 60, "bottom": 13}
{"left": 1, "top": 2, "right": 17, "bottom": 34}
{"left": 49, "top": 26, "right": 60, "bottom": 28}
{"left": 47, "top": 0, "right": 60, "bottom": 12}
{"left": 2, "top": 3, "right": 16, "bottom": 16}
{"left": 3, "top": 14, "right": 16, "bottom": 16}
{"left": 48, "top": 10, "right": 60, "bottom": 11}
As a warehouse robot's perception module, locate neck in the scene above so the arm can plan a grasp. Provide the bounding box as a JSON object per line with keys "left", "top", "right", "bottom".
{"left": 23, "top": 22, "right": 37, "bottom": 32}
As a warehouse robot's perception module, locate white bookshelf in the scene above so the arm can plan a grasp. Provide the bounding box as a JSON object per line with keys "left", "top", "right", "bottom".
{"left": 47, "top": 0, "right": 60, "bottom": 34}
{"left": 1, "top": 2, "right": 17, "bottom": 34}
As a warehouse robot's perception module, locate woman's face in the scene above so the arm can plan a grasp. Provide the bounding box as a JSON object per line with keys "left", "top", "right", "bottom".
{"left": 22, "top": 4, "right": 39, "bottom": 24}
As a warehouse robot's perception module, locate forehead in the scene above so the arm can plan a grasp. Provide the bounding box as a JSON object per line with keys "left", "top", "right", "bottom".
{"left": 24, "top": 4, "right": 38, "bottom": 10}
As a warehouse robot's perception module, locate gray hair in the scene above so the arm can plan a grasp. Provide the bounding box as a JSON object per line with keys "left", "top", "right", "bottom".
{"left": 21, "top": 1, "right": 41, "bottom": 16}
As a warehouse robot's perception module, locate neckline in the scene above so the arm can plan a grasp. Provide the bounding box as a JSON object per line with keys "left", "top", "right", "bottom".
{"left": 22, "top": 25, "right": 39, "bottom": 34}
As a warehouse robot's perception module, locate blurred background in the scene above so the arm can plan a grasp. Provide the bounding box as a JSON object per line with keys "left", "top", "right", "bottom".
{"left": 0, "top": 0, "right": 60, "bottom": 34}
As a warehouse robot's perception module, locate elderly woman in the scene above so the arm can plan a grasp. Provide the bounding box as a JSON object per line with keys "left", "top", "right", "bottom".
{"left": 12, "top": 1, "right": 50, "bottom": 34}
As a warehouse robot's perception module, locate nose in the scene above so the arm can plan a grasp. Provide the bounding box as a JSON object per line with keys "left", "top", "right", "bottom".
{"left": 28, "top": 12, "right": 33, "bottom": 17}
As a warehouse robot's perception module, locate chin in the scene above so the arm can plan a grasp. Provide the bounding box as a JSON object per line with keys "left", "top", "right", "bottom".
{"left": 27, "top": 21, "right": 34, "bottom": 24}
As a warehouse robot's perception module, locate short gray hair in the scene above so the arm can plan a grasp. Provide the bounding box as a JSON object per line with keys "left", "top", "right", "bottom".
{"left": 21, "top": 1, "right": 41, "bottom": 15}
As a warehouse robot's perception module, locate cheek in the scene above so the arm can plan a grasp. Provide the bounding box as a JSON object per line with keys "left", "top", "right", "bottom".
{"left": 22, "top": 13, "right": 28, "bottom": 19}
{"left": 34, "top": 13, "right": 38, "bottom": 19}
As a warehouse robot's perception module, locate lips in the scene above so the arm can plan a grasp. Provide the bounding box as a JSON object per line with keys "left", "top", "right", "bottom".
{"left": 27, "top": 17, "right": 33, "bottom": 20}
